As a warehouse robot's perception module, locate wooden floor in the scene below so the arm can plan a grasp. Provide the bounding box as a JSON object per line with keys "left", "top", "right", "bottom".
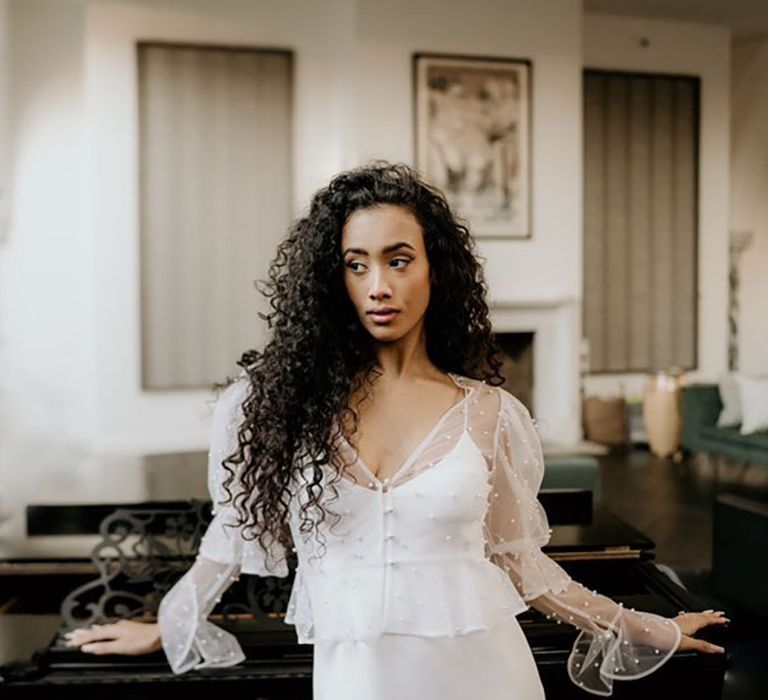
{"left": 598, "top": 445, "right": 768, "bottom": 700}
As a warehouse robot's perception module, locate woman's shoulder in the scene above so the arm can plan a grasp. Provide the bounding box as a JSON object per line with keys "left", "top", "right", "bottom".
{"left": 210, "top": 371, "right": 251, "bottom": 420}
{"left": 455, "top": 375, "right": 529, "bottom": 418}
{"left": 450, "top": 373, "right": 506, "bottom": 414}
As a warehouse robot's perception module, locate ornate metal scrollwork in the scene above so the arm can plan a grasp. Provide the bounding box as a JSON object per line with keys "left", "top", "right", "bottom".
{"left": 59, "top": 500, "right": 293, "bottom": 632}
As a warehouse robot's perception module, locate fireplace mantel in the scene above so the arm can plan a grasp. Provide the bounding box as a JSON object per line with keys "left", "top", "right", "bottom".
{"left": 489, "top": 297, "right": 582, "bottom": 446}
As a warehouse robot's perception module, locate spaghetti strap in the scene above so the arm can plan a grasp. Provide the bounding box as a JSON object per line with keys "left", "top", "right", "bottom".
{"left": 448, "top": 371, "right": 471, "bottom": 435}
{"left": 462, "top": 382, "right": 470, "bottom": 433}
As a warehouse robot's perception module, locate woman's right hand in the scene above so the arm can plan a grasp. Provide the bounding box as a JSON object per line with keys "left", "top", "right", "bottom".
{"left": 64, "top": 619, "right": 162, "bottom": 656}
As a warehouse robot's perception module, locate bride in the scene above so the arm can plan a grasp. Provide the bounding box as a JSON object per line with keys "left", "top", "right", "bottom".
{"left": 65, "top": 162, "right": 727, "bottom": 698}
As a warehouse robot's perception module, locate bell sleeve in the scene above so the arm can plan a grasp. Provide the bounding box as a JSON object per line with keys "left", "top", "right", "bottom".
{"left": 157, "top": 372, "right": 290, "bottom": 675}
{"left": 484, "top": 388, "right": 682, "bottom": 696}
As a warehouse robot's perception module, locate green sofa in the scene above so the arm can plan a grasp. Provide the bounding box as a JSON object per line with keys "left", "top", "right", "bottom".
{"left": 681, "top": 383, "right": 768, "bottom": 466}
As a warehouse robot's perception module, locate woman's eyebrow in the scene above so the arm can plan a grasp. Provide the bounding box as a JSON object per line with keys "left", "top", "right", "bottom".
{"left": 342, "top": 242, "right": 416, "bottom": 256}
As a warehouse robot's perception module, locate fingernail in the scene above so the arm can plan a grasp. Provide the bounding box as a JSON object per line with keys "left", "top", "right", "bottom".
{"left": 703, "top": 609, "right": 714, "bottom": 613}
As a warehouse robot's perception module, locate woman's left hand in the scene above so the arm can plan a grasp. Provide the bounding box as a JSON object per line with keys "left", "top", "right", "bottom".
{"left": 672, "top": 609, "right": 729, "bottom": 654}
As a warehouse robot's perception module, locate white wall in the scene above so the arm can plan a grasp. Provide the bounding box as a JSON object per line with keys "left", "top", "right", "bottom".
{"left": 349, "top": 0, "right": 585, "bottom": 443}
{"left": 582, "top": 14, "right": 731, "bottom": 401}
{"left": 0, "top": 0, "right": 587, "bottom": 555}
{"left": 0, "top": 0, "right": 358, "bottom": 556}
{"left": 731, "top": 36, "right": 768, "bottom": 375}
{"left": 0, "top": 0, "right": 92, "bottom": 553}
{"left": 83, "top": 0, "right": 355, "bottom": 457}
{"left": 353, "top": 0, "right": 583, "bottom": 304}
{"left": 0, "top": 0, "right": 8, "bottom": 243}
{"left": 2, "top": 1, "right": 741, "bottom": 556}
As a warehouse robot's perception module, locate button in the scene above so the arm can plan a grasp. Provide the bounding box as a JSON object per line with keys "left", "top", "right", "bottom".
{"left": 384, "top": 506, "right": 394, "bottom": 513}
{"left": 385, "top": 533, "right": 395, "bottom": 539}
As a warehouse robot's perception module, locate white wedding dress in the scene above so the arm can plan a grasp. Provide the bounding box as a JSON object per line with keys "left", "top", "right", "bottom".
{"left": 157, "top": 371, "right": 682, "bottom": 698}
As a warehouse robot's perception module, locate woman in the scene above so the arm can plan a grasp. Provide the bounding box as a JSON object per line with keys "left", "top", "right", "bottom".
{"left": 65, "top": 162, "right": 728, "bottom": 698}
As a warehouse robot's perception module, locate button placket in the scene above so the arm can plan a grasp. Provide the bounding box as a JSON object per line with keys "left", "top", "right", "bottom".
{"left": 383, "top": 487, "right": 395, "bottom": 564}
{"left": 379, "top": 488, "right": 397, "bottom": 635}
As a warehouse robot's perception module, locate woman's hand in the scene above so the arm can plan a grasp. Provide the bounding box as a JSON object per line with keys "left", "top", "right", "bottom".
{"left": 673, "top": 609, "right": 729, "bottom": 654}
{"left": 63, "top": 619, "right": 162, "bottom": 656}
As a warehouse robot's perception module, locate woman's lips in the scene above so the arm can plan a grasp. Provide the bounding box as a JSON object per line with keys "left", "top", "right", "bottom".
{"left": 369, "top": 310, "right": 399, "bottom": 324}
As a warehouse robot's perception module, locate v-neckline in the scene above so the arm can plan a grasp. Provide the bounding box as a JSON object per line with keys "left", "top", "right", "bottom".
{"left": 338, "top": 372, "right": 472, "bottom": 488}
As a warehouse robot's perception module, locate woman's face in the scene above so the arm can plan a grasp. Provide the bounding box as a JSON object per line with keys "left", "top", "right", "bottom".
{"left": 341, "top": 204, "right": 432, "bottom": 343}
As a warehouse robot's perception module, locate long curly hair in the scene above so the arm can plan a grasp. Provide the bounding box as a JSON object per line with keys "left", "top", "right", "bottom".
{"left": 213, "top": 160, "right": 507, "bottom": 567}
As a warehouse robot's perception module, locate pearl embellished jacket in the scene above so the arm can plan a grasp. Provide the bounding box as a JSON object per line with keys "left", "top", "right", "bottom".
{"left": 157, "top": 372, "right": 682, "bottom": 696}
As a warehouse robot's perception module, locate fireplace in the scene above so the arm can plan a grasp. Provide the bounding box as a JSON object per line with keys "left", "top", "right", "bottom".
{"left": 489, "top": 298, "right": 581, "bottom": 446}
{"left": 493, "top": 331, "right": 534, "bottom": 414}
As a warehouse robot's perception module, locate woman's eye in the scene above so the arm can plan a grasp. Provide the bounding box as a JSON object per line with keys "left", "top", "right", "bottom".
{"left": 345, "top": 258, "right": 410, "bottom": 272}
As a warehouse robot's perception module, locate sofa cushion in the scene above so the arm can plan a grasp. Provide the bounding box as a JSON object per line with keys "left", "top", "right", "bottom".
{"left": 735, "top": 373, "right": 768, "bottom": 435}
{"left": 716, "top": 373, "right": 742, "bottom": 427}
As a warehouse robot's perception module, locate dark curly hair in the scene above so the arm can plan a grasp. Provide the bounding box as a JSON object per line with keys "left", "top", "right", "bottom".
{"left": 213, "top": 160, "right": 507, "bottom": 567}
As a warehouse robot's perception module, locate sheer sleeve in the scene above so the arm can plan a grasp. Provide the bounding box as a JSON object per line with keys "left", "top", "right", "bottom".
{"left": 484, "top": 388, "right": 682, "bottom": 696}
{"left": 157, "top": 372, "right": 290, "bottom": 675}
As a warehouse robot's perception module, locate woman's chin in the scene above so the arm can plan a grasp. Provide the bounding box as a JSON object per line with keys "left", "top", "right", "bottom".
{"left": 367, "top": 324, "right": 405, "bottom": 341}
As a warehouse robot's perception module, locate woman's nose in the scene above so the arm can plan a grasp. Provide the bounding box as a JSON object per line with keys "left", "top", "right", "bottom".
{"left": 368, "top": 267, "right": 392, "bottom": 298}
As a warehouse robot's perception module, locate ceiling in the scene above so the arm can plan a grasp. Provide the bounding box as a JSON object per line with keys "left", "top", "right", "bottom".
{"left": 584, "top": 0, "right": 768, "bottom": 38}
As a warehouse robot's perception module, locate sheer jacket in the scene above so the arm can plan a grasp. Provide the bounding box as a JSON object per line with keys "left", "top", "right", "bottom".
{"left": 157, "top": 372, "right": 681, "bottom": 696}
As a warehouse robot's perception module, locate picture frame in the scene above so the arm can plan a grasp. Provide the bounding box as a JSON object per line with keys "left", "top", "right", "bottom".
{"left": 413, "top": 52, "right": 532, "bottom": 239}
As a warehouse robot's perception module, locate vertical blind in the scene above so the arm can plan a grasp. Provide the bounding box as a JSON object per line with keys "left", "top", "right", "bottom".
{"left": 583, "top": 70, "right": 699, "bottom": 373}
{"left": 138, "top": 43, "right": 293, "bottom": 390}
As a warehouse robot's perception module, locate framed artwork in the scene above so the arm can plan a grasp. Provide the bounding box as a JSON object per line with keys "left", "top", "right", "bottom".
{"left": 413, "top": 52, "right": 532, "bottom": 239}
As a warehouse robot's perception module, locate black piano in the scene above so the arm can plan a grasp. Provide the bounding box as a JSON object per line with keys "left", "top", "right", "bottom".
{"left": 0, "top": 488, "right": 727, "bottom": 699}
